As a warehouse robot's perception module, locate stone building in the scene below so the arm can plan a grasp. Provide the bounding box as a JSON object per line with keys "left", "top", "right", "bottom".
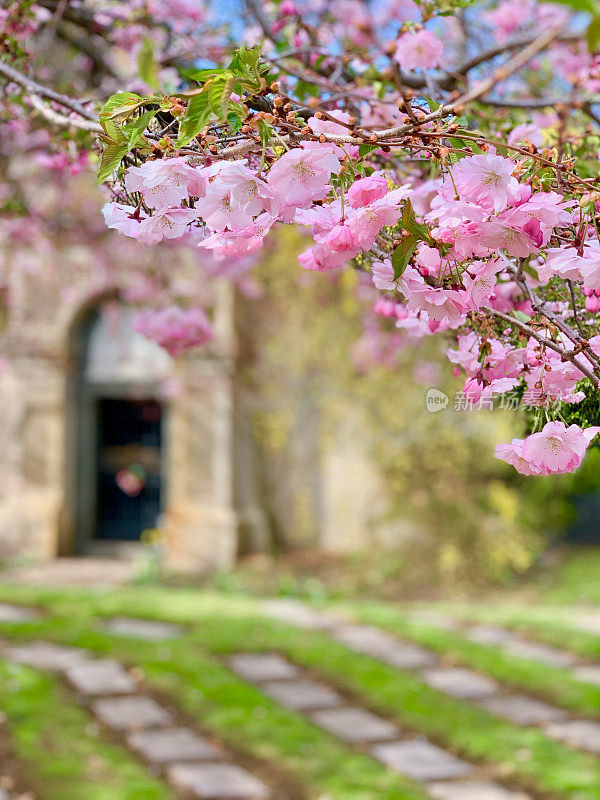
{"left": 0, "top": 262, "right": 392, "bottom": 573}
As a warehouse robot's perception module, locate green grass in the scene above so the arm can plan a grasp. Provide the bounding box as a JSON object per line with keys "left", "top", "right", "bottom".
{"left": 1, "top": 586, "right": 600, "bottom": 799}
{"left": 0, "top": 660, "right": 174, "bottom": 800}
{"left": 0, "top": 589, "right": 425, "bottom": 800}
{"left": 342, "top": 601, "right": 600, "bottom": 717}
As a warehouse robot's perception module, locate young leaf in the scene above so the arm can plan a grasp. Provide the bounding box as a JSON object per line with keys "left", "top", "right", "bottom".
{"left": 358, "top": 143, "right": 380, "bottom": 157}
{"left": 101, "top": 92, "right": 147, "bottom": 121}
{"left": 125, "top": 109, "right": 157, "bottom": 147}
{"left": 391, "top": 234, "right": 418, "bottom": 279}
{"left": 402, "top": 200, "right": 434, "bottom": 244}
{"left": 208, "top": 72, "right": 237, "bottom": 120}
{"left": 97, "top": 142, "right": 129, "bottom": 183}
{"left": 176, "top": 91, "right": 213, "bottom": 146}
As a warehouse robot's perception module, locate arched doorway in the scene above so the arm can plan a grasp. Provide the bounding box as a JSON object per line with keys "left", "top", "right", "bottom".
{"left": 70, "top": 304, "right": 173, "bottom": 555}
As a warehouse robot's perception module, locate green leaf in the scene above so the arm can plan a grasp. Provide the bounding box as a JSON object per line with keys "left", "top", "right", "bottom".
{"left": 513, "top": 309, "right": 532, "bottom": 323}
{"left": 180, "top": 65, "right": 226, "bottom": 82}
{"left": 124, "top": 109, "right": 157, "bottom": 147}
{"left": 402, "top": 200, "right": 434, "bottom": 244}
{"left": 137, "top": 38, "right": 159, "bottom": 89}
{"left": 176, "top": 91, "right": 213, "bottom": 146}
{"left": 358, "top": 143, "right": 379, "bottom": 157}
{"left": 227, "top": 111, "right": 243, "bottom": 133}
{"left": 100, "top": 92, "right": 147, "bottom": 121}
{"left": 547, "top": 0, "right": 599, "bottom": 13}
{"left": 588, "top": 15, "right": 600, "bottom": 50}
{"left": 208, "top": 72, "right": 237, "bottom": 120}
{"left": 257, "top": 119, "right": 272, "bottom": 148}
{"left": 97, "top": 141, "right": 129, "bottom": 183}
{"left": 229, "top": 45, "right": 261, "bottom": 75}
{"left": 391, "top": 234, "right": 418, "bottom": 279}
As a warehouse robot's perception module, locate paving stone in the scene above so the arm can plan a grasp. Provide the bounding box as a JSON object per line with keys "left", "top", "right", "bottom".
{"left": 92, "top": 695, "right": 173, "bottom": 730}
{"left": 66, "top": 659, "right": 138, "bottom": 695}
{"left": 573, "top": 665, "right": 600, "bottom": 686}
{"left": 466, "top": 625, "right": 515, "bottom": 646}
{"left": 167, "top": 762, "right": 269, "bottom": 798}
{"left": 371, "top": 739, "right": 472, "bottom": 781}
{"left": 332, "top": 624, "right": 398, "bottom": 655}
{"left": 570, "top": 614, "right": 600, "bottom": 636}
{"left": 478, "top": 694, "right": 568, "bottom": 726}
{"left": 310, "top": 707, "right": 399, "bottom": 743}
{"left": 408, "top": 611, "right": 461, "bottom": 631}
{"left": 260, "top": 599, "right": 336, "bottom": 630}
{"left": 545, "top": 719, "right": 600, "bottom": 753}
{"left": 128, "top": 727, "right": 218, "bottom": 763}
{"left": 333, "top": 625, "right": 436, "bottom": 668}
{"left": 228, "top": 653, "right": 300, "bottom": 682}
{"left": 261, "top": 679, "right": 343, "bottom": 711}
{"left": 105, "top": 616, "right": 182, "bottom": 640}
{"left": 7, "top": 642, "right": 91, "bottom": 671}
{"left": 421, "top": 667, "right": 499, "bottom": 699}
{"left": 378, "top": 644, "right": 437, "bottom": 670}
{"left": 503, "top": 640, "right": 575, "bottom": 668}
{"left": 428, "top": 780, "right": 529, "bottom": 800}
{"left": 0, "top": 603, "right": 37, "bottom": 623}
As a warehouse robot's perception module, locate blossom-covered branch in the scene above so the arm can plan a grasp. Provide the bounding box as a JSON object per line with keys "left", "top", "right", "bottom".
{"left": 5, "top": 0, "right": 600, "bottom": 476}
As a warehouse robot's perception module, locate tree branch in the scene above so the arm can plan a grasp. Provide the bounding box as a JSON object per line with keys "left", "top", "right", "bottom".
{"left": 0, "top": 62, "right": 99, "bottom": 122}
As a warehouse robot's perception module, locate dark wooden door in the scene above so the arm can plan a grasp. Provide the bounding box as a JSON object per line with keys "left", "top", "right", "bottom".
{"left": 95, "top": 398, "right": 163, "bottom": 541}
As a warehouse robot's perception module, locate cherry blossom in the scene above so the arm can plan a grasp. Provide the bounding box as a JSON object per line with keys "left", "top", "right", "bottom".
{"left": 496, "top": 423, "right": 600, "bottom": 475}
{"left": 132, "top": 306, "right": 213, "bottom": 356}
{"left": 394, "top": 29, "right": 444, "bottom": 70}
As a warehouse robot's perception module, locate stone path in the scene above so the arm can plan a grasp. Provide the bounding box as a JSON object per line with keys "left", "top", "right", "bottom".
{"left": 228, "top": 651, "right": 529, "bottom": 800}
{"left": 0, "top": 639, "right": 270, "bottom": 799}
{"left": 259, "top": 599, "right": 600, "bottom": 757}
{"left": 2, "top": 558, "right": 135, "bottom": 588}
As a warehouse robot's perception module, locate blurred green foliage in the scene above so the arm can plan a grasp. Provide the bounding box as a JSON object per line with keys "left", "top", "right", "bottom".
{"left": 242, "top": 229, "right": 580, "bottom": 589}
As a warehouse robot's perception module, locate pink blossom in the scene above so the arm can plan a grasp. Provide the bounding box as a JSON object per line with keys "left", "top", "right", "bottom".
{"left": 585, "top": 286, "right": 600, "bottom": 312}
{"left": 540, "top": 240, "right": 600, "bottom": 285}
{"left": 347, "top": 172, "right": 388, "bottom": 208}
{"left": 194, "top": 184, "right": 254, "bottom": 232}
{"left": 451, "top": 153, "right": 520, "bottom": 213}
{"left": 507, "top": 123, "right": 543, "bottom": 148}
{"left": 308, "top": 110, "right": 351, "bottom": 136}
{"left": 495, "top": 439, "right": 541, "bottom": 476}
{"left": 496, "top": 422, "right": 600, "bottom": 475}
{"left": 298, "top": 241, "right": 354, "bottom": 271}
{"left": 134, "top": 207, "right": 199, "bottom": 245}
{"left": 372, "top": 259, "right": 395, "bottom": 290}
{"left": 326, "top": 223, "right": 355, "bottom": 252}
{"left": 462, "top": 259, "right": 503, "bottom": 309}
{"left": 394, "top": 29, "right": 444, "bottom": 70}
{"left": 206, "top": 161, "right": 280, "bottom": 217}
{"left": 484, "top": 0, "right": 534, "bottom": 41}
{"left": 400, "top": 271, "right": 468, "bottom": 326}
{"left": 267, "top": 143, "right": 341, "bottom": 209}
{"left": 125, "top": 157, "right": 204, "bottom": 208}
{"left": 102, "top": 202, "right": 146, "bottom": 237}
{"left": 472, "top": 219, "right": 542, "bottom": 257}
{"left": 415, "top": 244, "right": 442, "bottom": 276}
{"left": 199, "top": 214, "right": 275, "bottom": 258}
{"left": 347, "top": 187, "right": 410, "bottom": 248}
{"left": 132, "top": 306, "right": 213, "bottom": 356}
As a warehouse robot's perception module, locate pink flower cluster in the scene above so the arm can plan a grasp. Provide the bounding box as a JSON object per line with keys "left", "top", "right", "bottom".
{"left": 132, "top": 306, "right": 213, "bottom": 356}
